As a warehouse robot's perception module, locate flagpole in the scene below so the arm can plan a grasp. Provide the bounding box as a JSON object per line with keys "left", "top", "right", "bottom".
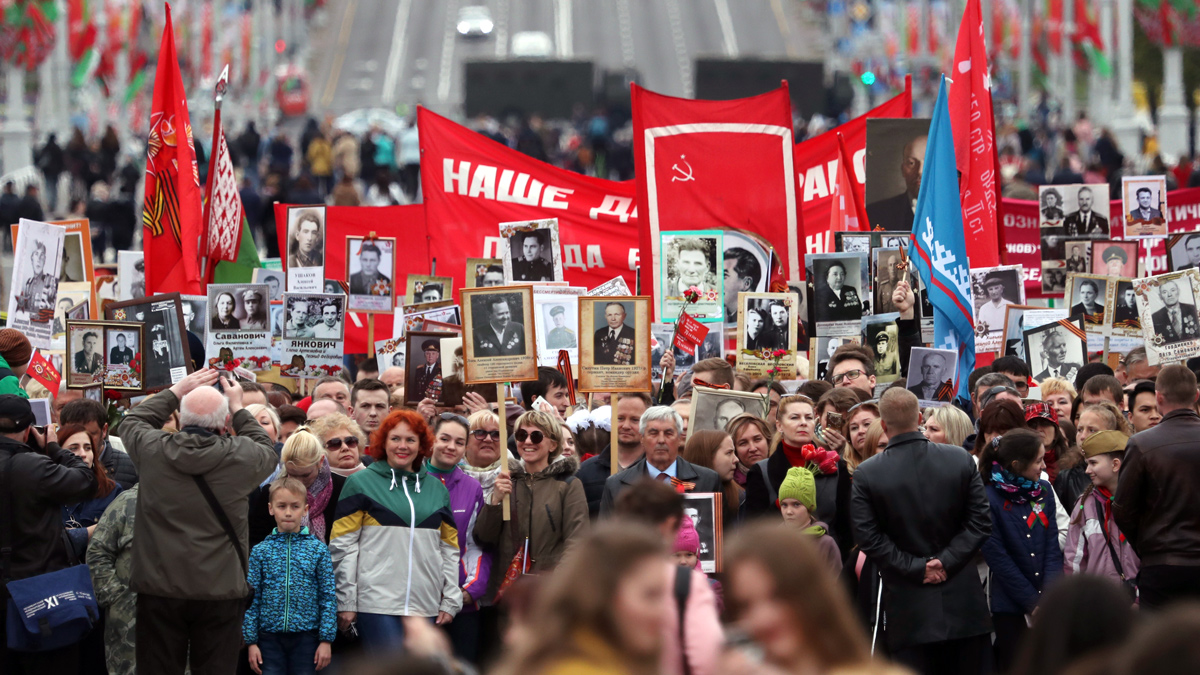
{"left": 201, "top": 65, "right": 231, "bottom": 286}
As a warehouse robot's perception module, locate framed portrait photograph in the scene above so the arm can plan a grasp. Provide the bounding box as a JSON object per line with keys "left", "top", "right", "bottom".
{"left": 805, "top": 252, "right": 868, "bottom": 337}
{"left": 808, "top": 336, "right": 862, "bottom": 381}
{"left": 660, "top": 230, "right": 723, "bottom": 322}
{"left": 115, "top": 251, "right": 145, "bottom": 301}
{"left": 1166, "top": 233, "right": 1200, "bottom": 272}
{"left": 682, "top": 492, "right": 723, "bottom": 573}
{"left": 533, "top": 286, "right": 585, "bottom": 368}
{"left": 1062, "top": 240, "right": 1092, "bottom": 274}
{"left": 736, "top": 292, "right": 799, "bottom": 378}
{"left": 66, "top": 321, "right": 107, "bottom": 388}
{"left": 279, "top": 293, "right": 347, "bottom": 379}
{"left": 906, "top": 347, "right": 958, "bottom": 406}
{"left": 873, "top": 231, "right": 911, "bottom": 250}
{"left": 285, "top": 205, "right": 325, "bottom": 293}
{"left": 1062, "top": 184, "right": 1112, "bottom": 238}
{"left": 6, "top": 218, "right": 66, "bottom": 350}
{"left": 1024, "top": 318, "right": 1087, "bottom": 383}
{"left": 873, "top": 248, "right": 906, "bottom": 315}
{"left": 1133, "top": 270, "right": 1200, "bottom": 365}
{"left": 1110, "top": 279, "right": 1141, "bottom": 336}
{"left": 438, "top": 336, "right": 499, "bottom": 408}
{"left": 970, "top": 265, "right": 1026, "bottom": 340}
{"left": 11, "top": 218, "right": 94, "bottom": 283}
{"left": 834, "top": 232, "right": 871, "bottom": 254}
{"left": 346, "top": 236, "right": 396, "bottom": 313}
{"left": 688, "top": 386, "right": 764, "bottom": 438}
{"left": 106, "top": 293, "right": 193, "bottom": 391}
{"left": 1039, "top": 185, "right": 1068, "bottom": 227}
{"left": 405, "top": 274, "right": 454, "bottom": 306}
{"left": 864, "top": 118, "right": 930, "bottom": 233}
{"left": 500, "top": 218, "right": 563, "bottom": 283}
{"left": 205, "top": 283, "right": 272, "bottom": 371}
{"left": 1065, "top": 273, "right": 1114, "bottom": 333}
{"left": 405, "top": 331, "right": 456, "bottom": 404}
{"left": 578, "top": 296, "right": 652, "bottom": 393}
{"left": 722, "top": 230, "right": 771, "bottom": 324}
{"left": 103, "top": 324, "right": 144, "bottom": 390}
{"left": 52, "top": 282, "right": 93, "bottom": 345}
{"left": 467, "top": 258, "right": 504, "bottom": 288}
{"left": 863, "top": 313, "right": 902, "bottom": 389}
{"left": 461, "top": 285, "right": 538, "bottom": 385}
{"left": 251, "top": 268, "right": 286, "bottom": 303}
{"left": 180, "top": 294, "right": 207, "bottom": 337}
{"left": 1091, "top": 240, "right": 1138, "bottom": 278}
{"left": 1000, "top": 305, "right": 1039, "bottom": 359}
{"left": 1122, "top": 175, "right": 1169, "bottom": 238}
{"left": 1042, "top": 260, "right": 1067, "bottom": 296}
{"left": 651, "top": 323, "right": 722, "bottom": 382}
{"left": 395, "top": 302, "right": 462, "bottom": 338}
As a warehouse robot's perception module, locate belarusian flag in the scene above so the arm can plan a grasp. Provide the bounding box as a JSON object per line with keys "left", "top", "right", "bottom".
{"left": 1074, "top": 0, "right": 1111, "bottom": 77}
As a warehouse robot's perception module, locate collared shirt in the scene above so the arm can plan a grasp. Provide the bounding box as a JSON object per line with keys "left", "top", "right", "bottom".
{"left": 645, "top": 458, "right": 678, "bottom": 480}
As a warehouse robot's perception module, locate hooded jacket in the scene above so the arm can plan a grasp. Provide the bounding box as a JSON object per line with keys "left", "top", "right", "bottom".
{"left": 424, "top": 465, "right": 491, "bottom": 610}
{"left": 474, "top": 456, "right": 588, "bottom": 602}
{"left": 243, "top": 527, "right": 338, "bottom": 644}
{"left": 329, "top": 461, "right": 462, "bottom": 618}
{"left": 0, "top": 353, "right": 28, "bottom": 398}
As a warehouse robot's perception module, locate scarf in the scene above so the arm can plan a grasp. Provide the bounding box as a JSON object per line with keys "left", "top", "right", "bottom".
{"left": 305, "top": 459, "right": 334, "bottom": 543}
{"left": 990, "top": 461, "right": 1048, "bottom": 528}
{"left": 803, "top": 523, "right": 826, "bottom": 537}
{"left": 781, "top": 441, "right": 806, "bottom": 468}
{"left": 1043, "top": 444, "right": 1060, "bottom": 483}
{"left": 1095, "top": 486, "right": 1124, "bottom": 543}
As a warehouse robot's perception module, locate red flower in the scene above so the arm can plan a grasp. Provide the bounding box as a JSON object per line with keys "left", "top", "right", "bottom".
{"left": 103, "top": 389, "right": 123, "bottom": 401}
{"left": 772, "top": 349, "right": 788, "bottom": 359}
{"left": 683, "top": 286, "right": 702, "bottom": 303}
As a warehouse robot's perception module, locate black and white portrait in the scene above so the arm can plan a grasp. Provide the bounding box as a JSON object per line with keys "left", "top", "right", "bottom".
{"left": 60, "top": 232, "right": 87, "bottom": 283}
{"left": 874, "top": 248, "right": 904, "bottom": 315}
{"left": 835, "top": 233, "right": 870, "bottom": 254}
{"left": 347, "top": 237, "right": 396, "bottom": 312}
{"left": 688, "top": 387, "right": 763, "bottom": 436}
{"left": 741, "top": 297, "right": 788, "bottom": 351}
{"left": 107, "top": 330, "right": 136, "bottom": 367}
{"left": 971, "top": 266, "right": 1024, "bottom": 335}
{"left": 1039, "top": 186, "right": 1066, "bottom": 225}
{"left": 252, "top": 269, "right": 285, "bottom": 303}
{"left": 1168, "top": 233, "right": 1200, "bottom": 272}
{"left": 287, "top": 207, "right": 325, "bottom": 269}
{"left": 681, "top": 493, "right": 721, "bottom": 571}
{"left": 208, "top": 284, "right": 270, "bottom": 333}
{"left": 864, "top": 314, "right": 901, "bottom": 383}
{"left": 1122, "top": 175, "right": 1168, "bottom": 238}
{"left": 1060, "top": 184, "right": 1111, "bottom": 238}
{"left": 807, "top": 253, "right": 866, "bottom": 331}
{"left": 864, "top": 118, "right": 929, "bottom": 233}
{"left": 283, "top": 294, "right": 345, "bottom": 340}
{"left": 117, "top": 251, "right": 145, "bottom": 301}
{"left": 809, "top": 336, "right": 861, "bottom": 381}
{"left": 662, "top": 233, "right": 720, "bottom": 299}
{"left": 1042, "top": 261, "right": 1067, "bottom": 295}
{"left": 181, "top": 295, "right": 206, "bottom": 336}
{"left": 1064, "top": 241, "right": 1091, "bottom": 274}
{"left": 1025, "top": 321, "right": 1087, "bottom": 383}
{"left": 106, "top": 295, "right": 191, "bottom": 390}
{"left": 1041, "top": 227, "right": 1067, "bottom": 262}
{"left": 905, "top": 347, "right": 957, "bottom": 403}
{"left": 501, "top": 218, "right": 563, "bottom": 283}
{"left": 468, "top": 258, "right": 504, "bottom": 288}
{"left": 470, "top": 291, "right": 528, "bottom": 357}
{"left": 1067, "top": 275, "right": 1110, "bottom": 330}
{"left": 543, "top": 303, "right": 578, "bottom": 350}
{"left": 68, "top": 324, "right": 104, "bottom": 387}
{"left": 8, "top": 221, "right": 65, "bottom": 345}
{"left": 1111, "top": 280, "right": 1140, "bottom": 331}
{"left": 722, "top": 231, "right": 770, "bottom": 323}
{"left": 102, "top": 325, "right": 142, "bottom": 390}
{"left": 405, "top": 275, "right": 453, "bottom": 306}
{"left": 1145, "top": 275, "right": 1200, "bottom": 346}
{"left": 593, "top": 301, "right": 636, "bottom": 365}
{"left": 1002, "top": 305, "right": 1031, "bottom": 359}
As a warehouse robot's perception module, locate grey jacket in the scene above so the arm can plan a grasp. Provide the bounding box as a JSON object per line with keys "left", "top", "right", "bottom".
{"left": 118, "top": 391, "right": 277, "bottom": 600}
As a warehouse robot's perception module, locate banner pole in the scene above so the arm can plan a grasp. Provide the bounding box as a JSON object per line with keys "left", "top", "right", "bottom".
{"left": 610, "top": 392, "right": 620, "bottom": 476}
{"left": 498, "top": 382, "right": 510, "bottom": 521}
{"left": 367, "top": 315, "right": 375, "bottom": 356}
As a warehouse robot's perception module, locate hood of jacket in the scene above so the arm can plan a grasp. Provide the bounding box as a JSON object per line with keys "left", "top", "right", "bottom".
{"left": 363, "top": 457, "right": 430, "bottom": 491}
{"left": 507, "top": 454, "right": 579, "bottom": 479}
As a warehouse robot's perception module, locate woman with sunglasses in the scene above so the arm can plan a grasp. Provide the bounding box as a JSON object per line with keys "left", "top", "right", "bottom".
{"left": 475, "top": 410, "right": 588, "bottom": 604}
{"left": 461, "top": 410, "right": 503, "bottom": 502}
{"left": 330, "top": 409, "right": 462, "bottom": 651}
{"left": 309, "top": 413, "right": 369, "bottom": 477}
{"left": 424, "top": 413, "right": 492, "bottom": 662}
{"left": 249, "top": 428, "right": 347, "bottom": 547}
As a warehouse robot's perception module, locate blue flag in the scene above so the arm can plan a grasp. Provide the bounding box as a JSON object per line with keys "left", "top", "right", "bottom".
{"left": 907, "top": 78, "right": 975, "bottom": 403}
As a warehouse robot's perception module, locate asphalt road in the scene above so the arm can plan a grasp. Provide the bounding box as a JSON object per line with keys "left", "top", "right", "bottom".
{"left": 310, "top": 0, "right": 825, "bottom": 120}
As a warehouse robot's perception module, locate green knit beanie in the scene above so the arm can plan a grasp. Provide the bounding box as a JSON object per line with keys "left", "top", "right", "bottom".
{"left": 778, "top": 466, "right": 817, "bottom": 513}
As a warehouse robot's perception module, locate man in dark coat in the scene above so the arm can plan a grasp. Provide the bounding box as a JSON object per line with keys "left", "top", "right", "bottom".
{"left": 866, "top": 134, "right": 926, "bottom": 232}
{"left": 1114, "top": 365, "right": 1200, "bottom": 609}
{"left": 598, "top": 405, "right": 720, "bottom": 515}
{"left": 594, "top": 302, "right": 637, "bottom": 366}
{"left": 851, "top": 388, "right": 992, "bottom": 672}
{"left": 475, "top": 297, "right": 525, "bottom": 357}
{"left": 575, "top": 394, "right": 648, "bottom": 518}
{"left": 1063, "top": 186, "right": 1109, "bottom": 236}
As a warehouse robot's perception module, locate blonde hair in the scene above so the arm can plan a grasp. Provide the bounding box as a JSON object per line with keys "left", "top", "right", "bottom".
{"left": 1080, "top": 400, "right": 1133, "bottom": 436}
{"left": 245, "top": 403, "right": 280, "bottom": 435}
{"left": 468, "top": 409, "right": 500, "bottom": 430}
{"left": 268, "top": 476, "right": 308, "bottom": 502}
{"left": 306, "top": 413, "right": 367, "bottom": 451}
{"left": 1039, "top": 377, "right": 1078, "bottom": 400}
{"left": 514, "top": 410, "right": 564, "bottom": 460}
{"left": 771, "top": 394, "right": 815, "bottom": 452}
{"left": 925, "top": 405, "right": 973, "bottom": 447}
{"left": 857, "top": 420, "right": 887, "bottom": 470}
{"left": 280, "top": 428, "right": 324, "bottom": 469}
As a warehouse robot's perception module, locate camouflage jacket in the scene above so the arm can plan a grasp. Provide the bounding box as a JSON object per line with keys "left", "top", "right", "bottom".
{"left": 87, "top": 485, "right": 138, "bottom": 675}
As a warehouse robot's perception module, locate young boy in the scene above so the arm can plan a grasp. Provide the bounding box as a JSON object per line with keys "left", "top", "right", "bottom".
{"left": 244, "top": 477, "right": 337, "bottom": 674}
{"left": 1065, "top": 430, "right": 1140, "bottom": 590}
{"left": 778, "top": 466, "right": 842, "bottom": 574}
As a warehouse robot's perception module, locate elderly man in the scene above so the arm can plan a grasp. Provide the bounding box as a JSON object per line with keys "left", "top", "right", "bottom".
{"left": 413, "top": 340, "right": 442, "bottom": 400}
{"left": 598, "top": 405, "right": 721, "bottom": 515}
{"left": 1035, "top": 329, "right": 1082, "bottom": 382}
{"left": 312, "top": 376, "right": 351, "bottom": 409}
{"left": 595, "top": 302, "right": 636, "bottom": 366}
{"left": 1064, "top": 186, "right": 1109, "bottom": 236}
{"left": 976, "top": 272, "right": 1012, "bottom": 335}
{"left": 476, "top": 298, "right": 525, "bottom": 357}
{"left": 117, "top": 368, "right": 276, "bottom": 674}
{"left": 909, "top": 351, "right": 951, "bottom": 402}
{"left": 576, "top": 393, "right": 650, "bottom": 517}
{"left": 1150, "top": 279, "right": 1200, "bottom": 344}
{"left": 380, "top": 366, "right": 406, "bottom": 394}
{"left": 850, "top": 388, "right": 992, "bottom": 672}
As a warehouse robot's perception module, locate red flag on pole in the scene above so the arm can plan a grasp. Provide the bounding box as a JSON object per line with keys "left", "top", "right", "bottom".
{"left": 27, "top": 350, "right": 60, "bottom": 393}
{"left": 828, "top": 132, "right": 870, "bottom": 235}
{"left": 201, "top": 66, "right": 245, "bottom": 284}
{"left": 673, "top": 312, "right": 710, "bottom": 356}
{"left": 948, "top": 0, "right": 1002, "bottom": 268}
{"left": 141, "top": 4, "right": 204, "bottom": 295}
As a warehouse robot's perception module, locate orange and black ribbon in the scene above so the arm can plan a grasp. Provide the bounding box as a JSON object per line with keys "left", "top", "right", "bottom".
{"left": 935, "top": 379, "right": 955, "bottom": 401}
{"left": 557, "top": 350, "right": 576, "bottom": 406}
{"left": 693, "top": 377, "right": 730, "bottom": 390}
{"left": 1057, "top": 318, "right": 1087, "bottom": 341}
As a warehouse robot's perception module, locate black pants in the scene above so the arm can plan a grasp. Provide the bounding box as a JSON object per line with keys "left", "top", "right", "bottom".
{"left": 991, "top": 613, "right": 1027, "bottom": 674}
{"left": 0, "top": 604, "right": 81, "bottom": 674}
{"left": 443, "top": 609, "right": 481, "bottom": 665}
{"left": 891, "top": 634, "right": 993, "bottom": 675}
{"left": 1139, "top": 564, "right": 1200, "bottom": 610}
{"left": 136, "top": 594, "right": 245, "bottom": 675}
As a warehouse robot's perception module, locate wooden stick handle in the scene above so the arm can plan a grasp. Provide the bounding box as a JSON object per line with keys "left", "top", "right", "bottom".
{"left": 610, "top": 392, "right": 620, "bottom": 476}
{"left": 367, "top": 314, "right": 376, "bottom": 357}
{"left": 498, "top": 382, "right": 510, "bottom": 521}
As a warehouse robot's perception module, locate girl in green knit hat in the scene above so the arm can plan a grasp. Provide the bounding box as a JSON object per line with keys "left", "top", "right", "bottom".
{"left": 778, "top": 465, "right": 842, "bottom": 574}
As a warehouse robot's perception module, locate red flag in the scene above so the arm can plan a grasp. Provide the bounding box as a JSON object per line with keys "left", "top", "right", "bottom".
{"left": 632, "top": 83, "right": 799, "bottom": 319}
{"left": 949, "top": 0, "right": 1002, "bottom": 268}
{"left": 201, "top": 69, "right": 245, "bottom": 284}
{"left": 28, "top": 350, "right": 60, "bottom": 393}
{"left": 828, "top": 132, "right": 870, "bottom": 235}
{"left": 141, "top": 4, "right": 204, "bottom": 295}
{"left": 673, "top": 312, "right": 710, "bottom": 356}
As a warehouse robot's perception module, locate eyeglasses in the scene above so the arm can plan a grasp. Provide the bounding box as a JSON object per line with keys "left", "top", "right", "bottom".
{"left": 324, "top": 436, "right": 360, "bottom": 450}
{"left": 832, "top": 369, "right": 865, "bottom": 384}
{"left": 471, "top": 430, "right": 501, "bottom": 441}
{"left": 514, "top": 429, "right": 545, "bottom": 444}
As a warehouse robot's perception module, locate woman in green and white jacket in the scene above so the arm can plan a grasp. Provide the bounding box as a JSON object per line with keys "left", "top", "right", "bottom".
{"left": 330, "top": 409, "right": 462, "bottom": 651}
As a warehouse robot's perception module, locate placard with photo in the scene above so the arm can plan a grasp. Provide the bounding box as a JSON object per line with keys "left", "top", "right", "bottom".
{"left": 863, "top": 313, "right": 902, "bottom": 391}
{"left": 650, "top": 323, "right": 723, "bottom": 381}
{"left": 251, "top": 268, "right": 286, "bottom": 303}
{"left": 808, "top": 336, "right": 862, "bottom": 381}
{"left": 736, "top": 292, "right": 799, "bottom": 378}
{"left": 6, "top": 218, "right": 65, "bottom": 349}
{"left": 1110, "top": 278, "right": 1141, "bottom": 336}
{"left": 103, "top": 324, "right": 143, "bottom": 390}
{"left": 1001, "top": 305, "right": 1039, "bottom": 359}
{"left": 405, "top": 274, "right": 453, "bottom": 306}
{"left": 1091, "top": 240, "right": 1139, "bottom": 278}
{"left": 279, "top": 293, "right": 347, "bottom": 379}
{"left": 393, "top": 301, "right": 462, "bottom": 338}
{"left": 500, "top": 218, "right": 563, "bottom": 284}
{"left": 467, "top": 258, "right": 504, "bottom": 288}
{"left": 346, "top": 236, "right": 396, "bottom": 312}
{"left": 682, "top": 492, "right": 723, "bottom": 573}
{"left": 404, "top": 331, "right": 455, "bottom": 404}
{"left": 1122, "top": 175, "right": 1169, "bottom": 238}
{"left": 834, "top": 232, "right": 871, "bottom": 254}
{"left": 905, "top": 347, "right": 958, "bottom": 407}
{"left": 586, "top": 275, "right": 632, "bottom": 296}
{"left": 285, "top": 206, "right": 325, "bottom": 293}
{"left": 1024, "top": 318, "right": 1088, "bottom": 383}
{"left": 10, "top": 218, "right": 94, "bottom": 283}
{"left": 1167, "top": 233, "right": 1200, "bottom": 272}
{"left": 578, "top": 296, "right": 651, "bottom": 393}
{"left": 865, "top": 118, "right": 931, "bottom": 233}
{"left": 805, "top": 252, "right": 868, "bottom": 337}
{"left": 1134, "top": 270, "right": 1200, "bottom": 365}
{"left": 375, "top": 335, "right": 406, "bottom": 371}
{"left": 106, "top": 293, "right": 193, "bottom": 391}
{"left": 437, "top": 336, "right": 499, "bottom": 407}
{"left": 461, "top": 286, "right": 538, "bottom": 385}
{"left": 205, "top": 283, "right": 272, "bottom": 371}
{"left": 1065, "top": 273, "right": 1114, "bottom": 334}
{"left": 533, "top": 286, "right": 585, "bottom": 368}
{"left": 722, "top": 230, "right": 771, "bottom": 325}
{"left": 180, "top": 294, "right": 207, "bottom": 337}
{"left": 688, "top": 386, "right": 764, "bottom": 438}
{"left": 52, "top": 282, "right": 94, "bottom": 349}
{"left": 970, "top": 265, "right": 1025, "bottom": 352}
{"left": 116, "top": 251, "right": 145, "bottom": 301}
{"left": 1040, "top": 184, "right": 1109, "bottom": 295}
{"left": 873, "top": 248, "right": 906, "bottom": 315}
{"left": 66, "top": 321, "right": 107, "bottom": 388}
{"left": 1063, "top": 240, "right": 1092, "bottom": 274}
{"left": 660, "top": 231, "right": 723, "bottom": 323}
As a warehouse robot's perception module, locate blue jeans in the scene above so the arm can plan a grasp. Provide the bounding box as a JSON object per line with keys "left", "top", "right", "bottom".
{"left": 355, "top": 613, "right": 406, "bottom": 652}
{"left": 258, "top": 630, "right": 319, "bottom": 675}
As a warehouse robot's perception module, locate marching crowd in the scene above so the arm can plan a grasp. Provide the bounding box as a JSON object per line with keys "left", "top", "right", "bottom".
{"left": 0, "top": 269, "right": 1198, "bottom": 675}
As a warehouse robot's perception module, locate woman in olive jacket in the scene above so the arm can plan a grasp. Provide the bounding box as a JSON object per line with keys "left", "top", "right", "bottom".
{"left": 475, "top": 411, "right": 588, "bottom": 602}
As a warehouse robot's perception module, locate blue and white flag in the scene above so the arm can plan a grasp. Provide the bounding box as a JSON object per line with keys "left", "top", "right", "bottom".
{"left": 907, "top": 78, "right": 975, "bottom": 403}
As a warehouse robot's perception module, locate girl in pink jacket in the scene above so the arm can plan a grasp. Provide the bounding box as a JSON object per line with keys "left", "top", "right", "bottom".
{"left": 1064, "top": 430, "right": 1139, "bottom": 596}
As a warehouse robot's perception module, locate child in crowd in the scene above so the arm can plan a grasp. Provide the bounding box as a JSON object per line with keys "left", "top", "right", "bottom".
{"left": 1064, "top": 430, "right": 1140, "bottom": 596}
{"left": 244, "top": 477, "right": 338, "bottom": 675}
{"left": 777, "top": 466, "right": 842, "bottom": 574}
{"left": 672, "top": 516, "right": 724, "bottom": 613}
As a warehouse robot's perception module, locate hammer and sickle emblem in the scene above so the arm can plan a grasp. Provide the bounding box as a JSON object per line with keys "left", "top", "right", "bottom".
{"left": 671, "top": 155, "right": 695, "bottom": 182}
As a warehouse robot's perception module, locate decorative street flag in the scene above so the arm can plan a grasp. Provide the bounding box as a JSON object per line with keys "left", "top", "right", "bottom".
{"left": 202, "top": 66, "right": 246, "bottom": 281}
{"left": 908, "top": 78, "right": 976, "bottom": 404}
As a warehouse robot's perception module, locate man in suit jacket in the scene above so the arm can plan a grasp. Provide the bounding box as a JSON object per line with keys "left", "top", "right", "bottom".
{"left": 594, "top": 302, "right": 636, "bottom": 365}
{"left": 1034, "top": 328, "right": 1082, "bottom": 382}
{"left": 865, "top": 134, "right": 926, "bottom": 232}
{"left": 109, "top": 333, "right": 133, "bottom": 366}
{"left": 1128, "top": 186, "right": 1164, "bottom": 223}
{"left": 1063, "top": 186, "right": 1109, "bottom": 236}
{"left": 475, "top": 297, "right": 526, "bottom": 357}
{"left": 850, "top": 388, "right": 992, "bottom": 668}
{"left": 598, "top": 405, "right": 720, "bottom": 515}
{"left": 348, "top": 242, "right": 391, "bottom": 295}
{"left": 1150, "top": 279, "right": 1200, "bottom": 344}
{"left": 907, "top": 351, "right": 951, "bottom": 402}
{"left": 74, "top": 331, "right": 102, "bottom": 374}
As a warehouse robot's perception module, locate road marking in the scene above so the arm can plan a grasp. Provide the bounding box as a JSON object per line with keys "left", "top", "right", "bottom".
{"left": 381, "top": 0, "right": 414, "bottom": 106}
{"left": 713, "top": 0, "right": 739, "bottom": 58}
{"left": 320, "top": 0, "right": 358, "bottom": 109}
{"left": 616, "top": 0, "right": 635, "bottom": 66}
{"left": 770, "top": 0, "right": 798, "bottom": 58}
{"left": 437, "top": 3, "right": 457, "bottom": 102}
{"left": 663, "top": 0, "right": 692, "bottom": 97}
{"left": 495, "top": 0, "right": 509, "bottom": 58}
{"left": 554, "top": 0, "right": 573, "bottom": 58}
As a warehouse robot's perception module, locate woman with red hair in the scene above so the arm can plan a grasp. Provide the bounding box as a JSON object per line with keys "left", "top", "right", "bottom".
{"left": 59, "top": 422, "right": 122, "bottom": 560}
{"left": 329, "top": 409, "right": 463, "bottom": 651}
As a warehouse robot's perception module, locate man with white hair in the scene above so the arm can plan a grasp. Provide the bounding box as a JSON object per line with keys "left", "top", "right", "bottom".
{"left": 116, "top": 368, "right": 276, "bottom": 674}
{"left": 598, "top": 405, "right": 721, "bottom": 515}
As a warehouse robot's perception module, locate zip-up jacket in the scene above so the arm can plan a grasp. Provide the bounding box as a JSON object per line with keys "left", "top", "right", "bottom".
{"left": 424, "top": 465, "right": 491, "bottom": 610}
{"left": 243, "top": 527, "right": 337, "bottom": 644}
{"left": 330, "top": 461, "right": 462, "bottom": 617}
{"left": 1065, "top": 487, "right": 1140, "bottom": 583}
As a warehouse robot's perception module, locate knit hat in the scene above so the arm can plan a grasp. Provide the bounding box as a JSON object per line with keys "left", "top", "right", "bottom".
{"left": 0, "top": 329, "right": 32, "bottom": 367}
{"left": 778, "top": 466, "right": 817, "bottom": 513}
{"left": 1081, "top": 429, "right": 1129, "bottom": 458}
{"left": 673, "top": 516, "right": 700, "bottom": 556}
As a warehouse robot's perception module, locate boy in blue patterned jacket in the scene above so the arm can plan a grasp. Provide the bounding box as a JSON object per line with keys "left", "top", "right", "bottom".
{"left": 243, "top": 477, "right": 338, "bottom": 674}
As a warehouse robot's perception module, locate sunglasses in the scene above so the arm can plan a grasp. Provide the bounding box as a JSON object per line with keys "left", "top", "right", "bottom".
{"left": 832, "top": 369, "right": 865, "bottom": 384}
{"left": 471, "top": 430, "right": 501, "bottom": 441}
{"left": 514, "top": 429, "right": 545, "bottom": 444}
{"left": 325, "top": 436, "right": 360, "bottom": 451}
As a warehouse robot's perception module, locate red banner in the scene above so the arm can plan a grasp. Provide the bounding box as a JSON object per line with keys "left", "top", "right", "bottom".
{"left": 632, "top": 84, "right": 799, "bottom": 317}
{"left": 418, "top": 107, "right": 640, "bottom": 297}
{"left": 795, "top": 83, "right": 913, "bottom": 258}
{"left": 674, "top": 311, "right": 710, "bottom": 356}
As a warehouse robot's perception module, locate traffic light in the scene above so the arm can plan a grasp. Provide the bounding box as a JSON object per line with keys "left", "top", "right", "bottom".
{"left": 860, "top": 71, "right": 876, "bottom": 86}
{"left": 275, "top": 40, "right": 286, "bottom": 54}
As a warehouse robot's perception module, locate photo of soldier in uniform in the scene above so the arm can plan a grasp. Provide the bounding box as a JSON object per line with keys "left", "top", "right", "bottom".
{"left": 406, "top": 333, "right": 448, "bottom": 404}
{"left": 1111, "top": 281, "right": 1140, "bottom": 332}
{"left": 287, "top": 207, "right": 325, "bottom": 269}
{"left": 14, "top": 237, "right": 61, "bottom": 318}
{"left": 874, "top": 248, "right": 904, "bottom": 314}
{"left": 467, "top": 258, "right": 504, "bottom": 288}
{"left": 501, "top": 218, "right": 563, "bottom": 283}
{"left": 461, "top": 286, "right": 538, "bottom": 385}
{"left": 471, "top": 292, "right": 527, "bottom": 357}
{"left": 1148, "top": 276, "right": 1200, "bottom": 345}
{"left": 1092, "top": 242, "right": 1138, "bottom": 278}
{"left": 544, "top": 304, "right": 577, "bottom": 349}
{"left": 1064, "top": 243, "right": 1090, "bottom": 273}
